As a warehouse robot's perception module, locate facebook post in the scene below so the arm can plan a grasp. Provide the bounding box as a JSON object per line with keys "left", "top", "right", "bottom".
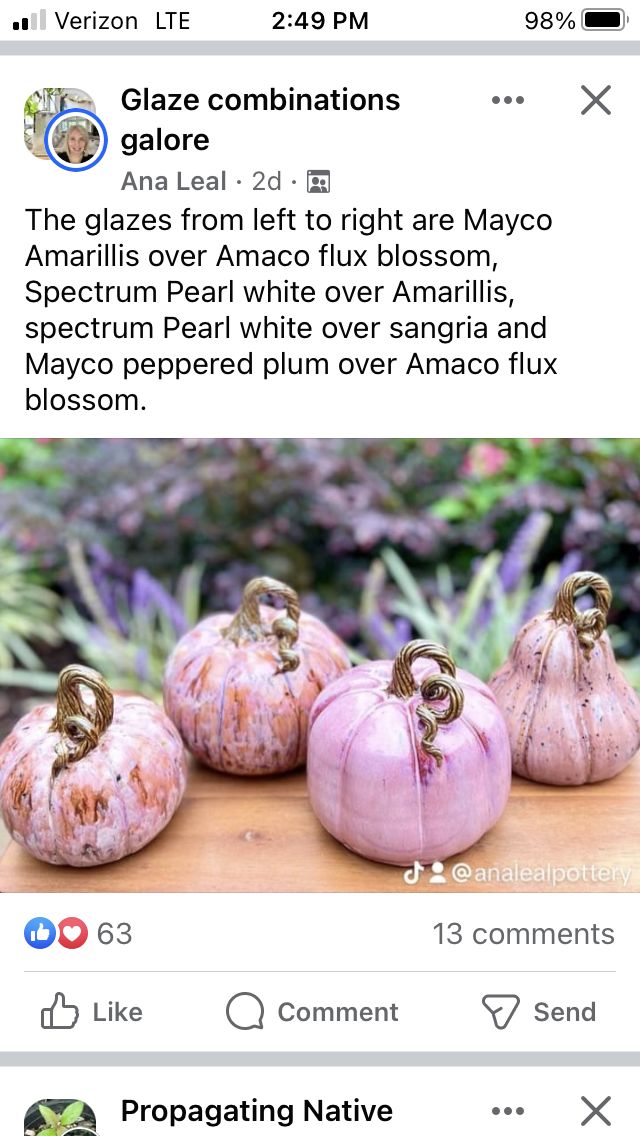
{"left": 0, "top": 3, "right": 638, "bottom": 1128}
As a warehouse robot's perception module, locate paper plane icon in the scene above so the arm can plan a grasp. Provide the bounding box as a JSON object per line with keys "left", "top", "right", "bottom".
{"left": 482, "top": 994, "right": 520, "bottom": 1030}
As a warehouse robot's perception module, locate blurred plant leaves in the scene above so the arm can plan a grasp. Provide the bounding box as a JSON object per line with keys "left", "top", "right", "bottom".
{"left": 59, "top": 1103, "right": 84, "bottom": 1127}
{"left": 0, "top": 545, "right": 61, "bottom": 671}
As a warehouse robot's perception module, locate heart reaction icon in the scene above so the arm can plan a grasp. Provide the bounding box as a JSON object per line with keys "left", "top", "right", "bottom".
{"left": 58, "top": 918, "right": 89, "bottom": 950}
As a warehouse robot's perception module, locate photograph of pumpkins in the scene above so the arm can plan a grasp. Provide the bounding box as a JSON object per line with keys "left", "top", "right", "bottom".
{"left": 0, "top": 438, "right": 638, "bottom": 892}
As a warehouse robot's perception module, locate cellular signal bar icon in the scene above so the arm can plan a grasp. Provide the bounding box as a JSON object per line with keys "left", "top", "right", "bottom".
{"left": 13, "top": 8, "right": 47, "bottom": 29}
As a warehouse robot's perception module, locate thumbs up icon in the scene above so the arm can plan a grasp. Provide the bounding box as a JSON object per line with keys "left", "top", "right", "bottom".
{"left": 24, "top": 917, "right": 56, "bottom": 949}
{"left": 41, "top": 993, "right": 80, "bottom": 1029}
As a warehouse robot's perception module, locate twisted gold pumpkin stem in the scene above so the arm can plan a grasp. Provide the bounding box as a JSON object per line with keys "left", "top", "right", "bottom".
{"left": 49, "top": 665, "right": 114, "bottom": 780}
{"left": 550, "top": 571, "right": 612, "bottom": 658}
{"left": 223, "top": 576, "right": 301, "bottom": 673}
{"left": 388, "top": 640, "right": 456, "bottom": 699}
{"left": 416, "top": 674, "right": 465, "bottom": 766}
{"left": 387, "top": 640, "right": 464, "bottom": 765}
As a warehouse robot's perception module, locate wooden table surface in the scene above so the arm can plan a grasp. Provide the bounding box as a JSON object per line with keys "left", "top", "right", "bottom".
{"left": 1, "top": 754, "right": 638, "bottom": 893}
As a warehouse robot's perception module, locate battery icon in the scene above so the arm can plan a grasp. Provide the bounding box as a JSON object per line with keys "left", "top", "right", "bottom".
{"left": 581, "top": 8, "right": 627, "bottom": 28}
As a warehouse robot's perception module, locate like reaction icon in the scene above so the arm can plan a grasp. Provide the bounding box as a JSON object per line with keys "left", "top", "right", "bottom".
{"left": 24, "top": 917, "right": 57, "bottom": 949}
{"left": 58, "top": 918, "right": 89, "bottom": 950}
{"left": 41, "top": 993, "right": 80, "bottom": 1029}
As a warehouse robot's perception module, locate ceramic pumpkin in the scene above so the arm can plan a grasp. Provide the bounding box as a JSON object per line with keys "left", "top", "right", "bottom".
{"left": 490, "top": 571, "right": 640, "bottom": 785}
{"left": 0, "top": 665, "right": 188, "bottom": 867}
{"left": 307, "top": 639, "right": 511, "bottom": 866}
{"left": 163, "top": 575, "right": 351, "bottom": 775}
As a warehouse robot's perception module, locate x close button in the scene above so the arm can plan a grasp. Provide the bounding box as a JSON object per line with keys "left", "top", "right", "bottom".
{"left": 581, "top": 1096, "right": 612, "bottom": 1126}
{"left": 581, "top": 84, "right": 612, "bottom": 114}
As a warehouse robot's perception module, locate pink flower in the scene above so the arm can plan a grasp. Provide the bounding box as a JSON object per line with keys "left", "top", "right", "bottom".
{"left": 422, "top": 441, "right": 441, "bottom": 458}
{"left": 460, "top": 443, "right": 508, "bottom": 478}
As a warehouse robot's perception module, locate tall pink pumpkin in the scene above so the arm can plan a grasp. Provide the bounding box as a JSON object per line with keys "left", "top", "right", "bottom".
{"left": 307, "top": 640, "right": 511, "bottom": 866}
{"left": 491, "top": 571, "right": 640, "bottom": 785}
{"left": 0, "top": 665, "right": 188, "bottom": 866}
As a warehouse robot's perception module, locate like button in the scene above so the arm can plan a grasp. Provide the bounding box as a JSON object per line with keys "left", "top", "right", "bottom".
{"left": 41, "top": 993, "right": 80, "bottom": 1030}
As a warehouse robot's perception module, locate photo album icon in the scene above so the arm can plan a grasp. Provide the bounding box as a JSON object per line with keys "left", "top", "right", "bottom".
{"left": 24, "top": 917, "right": 56, "bottom": 949}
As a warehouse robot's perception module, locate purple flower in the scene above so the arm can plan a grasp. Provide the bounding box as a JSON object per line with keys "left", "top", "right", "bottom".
{"left": 131, "top": 569, "right": 188, "bottom": 636}
{"left": 362, "top": 613, "right": 411, "bottom": 657}
{"left": 134, "top": 646, "right": 150, "bottom": 683}
{"left": 522, "top": 550, "right": 583, "bottom": 622}
{"left": 89, "top": 566, "right": 128, "bottom": 635}
{"left": 499, "top": 511, "right": 552, "bottom": 593}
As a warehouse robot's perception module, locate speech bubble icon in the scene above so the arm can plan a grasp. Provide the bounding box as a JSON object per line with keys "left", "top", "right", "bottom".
{"left": 225, "top": 991, "right": 265, "bottom": 1031}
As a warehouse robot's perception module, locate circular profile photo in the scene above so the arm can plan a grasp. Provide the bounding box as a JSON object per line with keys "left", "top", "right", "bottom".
{"left": 24, "top": 87, "right": 96, "bottom": 159}
{"left": 45, "top": 109, "right": 108, "bottom": 170}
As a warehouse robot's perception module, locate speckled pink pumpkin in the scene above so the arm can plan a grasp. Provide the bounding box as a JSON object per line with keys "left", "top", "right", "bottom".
{"left": 491, "top": 571, "right": 640, "bottom": 785}
{"left": 307, "top": 640, "right": 511, "bottom": 866}
{"left": 164, "top": 575, "right": 351, "bottom": 776}
{"left": 0, "top": 665, "right": 188, "bottom": 867}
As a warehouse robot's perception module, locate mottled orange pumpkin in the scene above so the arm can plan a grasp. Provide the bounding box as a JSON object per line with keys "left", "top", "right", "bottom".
{"left": 0, "top": 665, "right": 188, "bottom": 866}
{"left": 163, "top": 576, "right": 351, "bottom": 775}
{"left": 491, "top": 572, "right": 640, "bottom": 785}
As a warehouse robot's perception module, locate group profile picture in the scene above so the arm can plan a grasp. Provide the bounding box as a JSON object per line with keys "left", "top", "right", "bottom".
{"left": 24, "top": 1099, "right": 97, "bottom": 1136}
{"left": 24, "top": 87, "right": 107, "bottom": 170}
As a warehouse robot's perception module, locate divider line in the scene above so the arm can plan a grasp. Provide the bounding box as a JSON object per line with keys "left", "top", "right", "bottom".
{"left": 1, "top": 1051, "right": 637, "bottom": 1066}
{"left": 24, "top": 969, "right": 616, "bottom": 974}
{"left": 1, "top": 39, "right": 640, "bottom": 55}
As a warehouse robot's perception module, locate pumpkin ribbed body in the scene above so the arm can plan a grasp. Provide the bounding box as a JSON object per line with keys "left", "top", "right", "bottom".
{"left": 164, "top": 605, "right": 350, "bottom": 775}
{"left": 0, "top": 690, "right": 187, "bottom": 866}
{"left": 491, "top": 614, "right": 640, "bottom": 785}
{"left": 307, "top": 647, "right": 511, "bottom": 866}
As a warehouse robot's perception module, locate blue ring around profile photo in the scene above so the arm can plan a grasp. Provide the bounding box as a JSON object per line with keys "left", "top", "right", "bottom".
{"left": 44, "top": 108, "right": 108, "bottom": 171}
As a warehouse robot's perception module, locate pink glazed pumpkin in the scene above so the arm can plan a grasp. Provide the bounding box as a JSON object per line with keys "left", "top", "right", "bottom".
{"left": 0, "top": 665, "right": 188, "bottom": 866}
{"left": 164, "top": 575, "right": 350, "bottom": 775}
{"left": 491, "top": 571, "right": 640, "bottom": 785}
{"left": 307, "top": 639, "right": 511, "bottom": 866}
